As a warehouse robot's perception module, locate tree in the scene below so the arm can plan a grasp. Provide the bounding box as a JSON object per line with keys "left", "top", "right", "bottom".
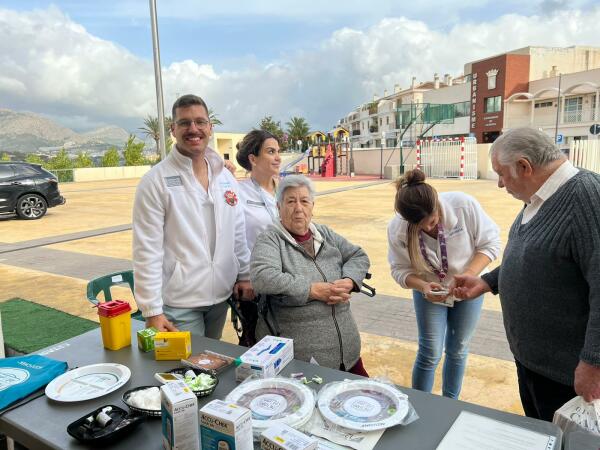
{"left": 73, "top": 151, "right": 93, "bottom": 168}
{"left": 208, "top": 108, "right": 222, "bottom": 126}
{"left": 25, "top": 154, "right": 44, "bottom": 165}
{"left": 123, "top": 134, "right": 146, "bottom": 166}
{"left": 0, "top": 152, "right": 10, "bottom": 161}
{"left": 138, "top": 115, "right": 173, "bottom": 157}
{"left": 285, "top": 117, "right": 310, "bottom": 150}
{"left": 102, "top": 147, "right": 121, "bottom": 167}
{"left": 47, "top": 148, "right": 73, "bottom": 170}
{"left": 259, "top": 116, "right": 287, "bottom": 150}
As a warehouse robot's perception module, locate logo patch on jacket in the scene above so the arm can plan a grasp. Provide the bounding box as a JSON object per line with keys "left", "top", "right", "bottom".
{"left": 224, "top": 190, "right": 238, "bottom": 206}
{"left": 165, "top": 176, "right": 183, "bottom": 187}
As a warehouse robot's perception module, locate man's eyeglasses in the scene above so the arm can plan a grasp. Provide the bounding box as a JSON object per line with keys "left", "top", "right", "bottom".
{"left": 175, "top": 119, "right": 210, "bottom": 129}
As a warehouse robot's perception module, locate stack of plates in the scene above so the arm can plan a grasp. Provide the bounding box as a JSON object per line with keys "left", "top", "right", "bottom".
{"left": 317, "top": 380, "right": 409, "bottom": 431}
{"left": 225, "top": 378, "right": 314, "bottom": 432}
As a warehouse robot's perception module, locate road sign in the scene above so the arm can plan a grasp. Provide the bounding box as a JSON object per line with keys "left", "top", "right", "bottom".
{"left": 590, "top": 124, "right": 600, "bottom": 135}
{"left": 556, "top": 134, "right": 564, "bottom": 144}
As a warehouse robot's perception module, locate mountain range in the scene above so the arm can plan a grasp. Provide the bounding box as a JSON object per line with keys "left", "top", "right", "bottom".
{"left": 0, "top": 109, "right": 135, "bottom": 154}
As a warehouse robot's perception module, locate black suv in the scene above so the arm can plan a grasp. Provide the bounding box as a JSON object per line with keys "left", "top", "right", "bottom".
{"left": 0, "top": 162, "right": 66, "bottom": 219}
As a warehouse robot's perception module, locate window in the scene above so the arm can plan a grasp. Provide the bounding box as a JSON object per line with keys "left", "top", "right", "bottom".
{"left": 485, "top": 96, "right": 502, "bottom": 113}
{"left": 0, "top": 165, "right": 14, "bottom": 181}
{"left": 14, "top": 165, "right": 40, "bottom": 176}
{"left": 486, "top": 69, "right": 499, "bottom": 90}
{"left": 535, "top": 101, "right": 553, "bottom": 109}
{"left": 386, "top": 116, "right": 389, "bottom": 125}
{"left": 454, "top": 101, "right": 470, "bottom": 117}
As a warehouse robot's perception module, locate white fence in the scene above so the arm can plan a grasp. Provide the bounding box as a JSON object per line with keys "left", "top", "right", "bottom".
{"left": 416, "top": 137, "right": 477, "bottom": 179}
{"left": 569, "top": 140, "right": 600, "bottom": 173}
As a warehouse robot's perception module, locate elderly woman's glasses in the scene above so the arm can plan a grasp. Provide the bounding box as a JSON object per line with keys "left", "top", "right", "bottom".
{"left": 175, "top": 119, "right": 210, "bottom": 129}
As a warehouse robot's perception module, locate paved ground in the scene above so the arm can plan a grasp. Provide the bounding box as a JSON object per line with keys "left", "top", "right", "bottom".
{"left": 0, "top": 174, "right": 527, "bottom": 414}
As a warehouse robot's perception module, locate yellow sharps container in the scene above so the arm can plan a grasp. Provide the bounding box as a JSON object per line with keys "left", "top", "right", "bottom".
{"left": 97, "top": 300, "right": 132, "bottom": 350}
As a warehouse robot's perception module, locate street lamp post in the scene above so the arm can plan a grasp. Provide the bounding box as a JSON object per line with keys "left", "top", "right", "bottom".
{"left": 149, "top": 0, "right": 166, "bottom": 160}
{"left": 380, "top": 132, "right": 386, "bottom": 179}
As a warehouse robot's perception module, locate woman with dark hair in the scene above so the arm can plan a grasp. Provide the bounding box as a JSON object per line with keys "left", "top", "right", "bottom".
{"left": 387, "top": 169, "right": 501, "bottom": 399}
{"left": 234, "top": 130, "right": 281, "bottom": 345}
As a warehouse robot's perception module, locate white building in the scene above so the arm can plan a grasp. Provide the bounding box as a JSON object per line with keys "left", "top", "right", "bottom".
{"left": 504, "top": 68, "right": 600, "bottom": 148}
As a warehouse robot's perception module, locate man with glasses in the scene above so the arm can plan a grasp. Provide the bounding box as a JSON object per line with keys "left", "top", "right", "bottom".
{"left": 133, "top": 94, "right": 253, "bottom": 338}
{"left": 452, "top": 127, "right": 600, "bottom": 421}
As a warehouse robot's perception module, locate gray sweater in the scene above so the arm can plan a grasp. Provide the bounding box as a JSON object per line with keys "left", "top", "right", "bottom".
{"left": 482, "top": 170, "right": 600, "bottom": 385}
{"left": 250, "top": 222, "right": 370, "bottom": 371}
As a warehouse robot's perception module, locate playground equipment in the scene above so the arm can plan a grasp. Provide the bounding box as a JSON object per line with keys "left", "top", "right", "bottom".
{"left": 307, "top": 140, "right": 350, "bottom": 177}
{"left": 416, "top": 137, "right": 477, "bottom": 179}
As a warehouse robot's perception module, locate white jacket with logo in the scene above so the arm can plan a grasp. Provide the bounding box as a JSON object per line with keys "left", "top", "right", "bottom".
{"left": 132, "top": 146, "right": 251, "bottom": 317}
{"left": 387, "top": 192, "right": 501, "bottom": 288}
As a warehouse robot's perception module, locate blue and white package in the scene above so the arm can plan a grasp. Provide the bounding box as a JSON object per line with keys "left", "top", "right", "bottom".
{"left": 200, "top": 399, "right": 253, "bottom": 450}
{"left": 235, "top": 336, "right": 293, "bottom": 381}
{"left": 0, "top": 354, "right": 67, "bottom": 411}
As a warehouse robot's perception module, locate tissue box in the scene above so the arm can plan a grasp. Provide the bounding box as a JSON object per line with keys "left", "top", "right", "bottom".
{"left": 235, "top": 335, "right": 293, "bottom": 381}
{"left": 154, "top": 331, "right": 192, "bottom": 360}
{"left": 261, "top": 424, "right": 318, "bottom": 450}
{"left": 200, "top": 399, "right": 253, "bottom": 450}
{"left": 161, "top": 380, "right": 199, "bottom": 450}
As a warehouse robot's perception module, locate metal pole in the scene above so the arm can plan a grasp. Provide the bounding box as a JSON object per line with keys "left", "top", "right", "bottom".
{"left": 380, "top": 133, "right": 385, "bottom": 179}
{"left": 149, "top": 0, "right": 166, "bottom": 160}
{"left": 554, "top": 74, "right": 562, "bottom": 144}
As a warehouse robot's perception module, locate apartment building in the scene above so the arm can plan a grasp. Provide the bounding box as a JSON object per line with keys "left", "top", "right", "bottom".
{"left": 341, "top": 46, "right": 600, "bottom": 147}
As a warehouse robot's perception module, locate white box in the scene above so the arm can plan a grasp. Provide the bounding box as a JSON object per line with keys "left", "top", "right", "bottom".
{"left": 235, "top": 335, "right": 293, "bottom": 381}
{"left": 260, "top": 424, "right": 318, "bottom": 450}
{"left": 161, "top": 380, "right": 199, "bottom": 450}
{"left": 200, "top": 400, "right": 253, "bottom": 450}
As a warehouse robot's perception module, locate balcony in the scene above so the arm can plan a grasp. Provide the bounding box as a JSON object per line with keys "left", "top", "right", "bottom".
{"left": 563, "top": 107, "right": 597, "bottom": 124}
{"left": 369, "top": 125, "right": 379, "bottom": 133}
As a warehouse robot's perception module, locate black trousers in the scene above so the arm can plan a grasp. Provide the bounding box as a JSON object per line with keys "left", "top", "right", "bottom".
{"left": 515, "top": 359, "right": 577, "bottom": 422}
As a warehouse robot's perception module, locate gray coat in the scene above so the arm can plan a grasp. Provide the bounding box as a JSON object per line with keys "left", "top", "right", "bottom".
{"left": 250, "top": 221, "right": 370, "bottom": 371}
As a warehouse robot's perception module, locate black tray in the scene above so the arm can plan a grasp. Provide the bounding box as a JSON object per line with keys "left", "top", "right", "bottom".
{"left": 67, "top": 405, "right": 145, "bottom": 445}
{"left": 122, "top": 386, "right": 162, "bottom": 417}
{"left": 168, "top": 367, "right": 219, "bottom": 398}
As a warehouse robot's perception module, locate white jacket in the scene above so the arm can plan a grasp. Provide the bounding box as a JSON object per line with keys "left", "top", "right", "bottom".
{"left": 132, "top": 146, "right": 251, "bottom": 317}
{"left": 387, "top": 192, "right": 501, "bottom": 288}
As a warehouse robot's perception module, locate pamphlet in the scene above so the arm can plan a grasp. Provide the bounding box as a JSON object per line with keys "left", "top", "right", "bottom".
{"left": 436, "top": 411, "right": 556, "bottom": 450}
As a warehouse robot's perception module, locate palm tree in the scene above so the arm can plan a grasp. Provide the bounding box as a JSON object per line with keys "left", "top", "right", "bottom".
{"left": 286, "top": 117, "right": 310, "bottom": 150}
{"left": 138, "top": 115, "right": 173, "bottom": 157}
{"left": 208, "top": 108, "right": 222, "bottom": 126}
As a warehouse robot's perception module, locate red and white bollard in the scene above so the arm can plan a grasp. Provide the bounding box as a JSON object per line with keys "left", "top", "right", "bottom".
{"left": 459, "top": 136, "right": 465, "bottom": 180}
{"left": 416, "top": 139, "right": 421, "bottom": 170}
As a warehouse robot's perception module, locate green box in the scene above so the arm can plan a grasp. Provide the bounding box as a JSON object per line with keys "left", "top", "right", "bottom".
{"left": 137, "top": 327, "right": 158, "bottom": 352}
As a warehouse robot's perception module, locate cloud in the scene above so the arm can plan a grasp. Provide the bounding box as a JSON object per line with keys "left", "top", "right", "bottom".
{"left": 0, "top": 5, "right": 599, "bottom": 134}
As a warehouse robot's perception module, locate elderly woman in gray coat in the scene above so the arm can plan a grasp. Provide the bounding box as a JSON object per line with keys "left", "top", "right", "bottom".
{"left": 250, "top": 175, "right": 370, "bottom": 376}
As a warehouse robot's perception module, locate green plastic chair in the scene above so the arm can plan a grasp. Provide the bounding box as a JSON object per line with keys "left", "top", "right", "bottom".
{"left": 86, "top": 270, "right": 144, "bottom": 321}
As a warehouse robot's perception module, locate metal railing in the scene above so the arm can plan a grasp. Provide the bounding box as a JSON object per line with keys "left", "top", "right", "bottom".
{"left": 563, "top": 107, "right": 597, "bottom": 124}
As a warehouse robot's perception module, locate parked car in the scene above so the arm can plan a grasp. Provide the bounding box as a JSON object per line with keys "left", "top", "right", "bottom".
{"left": 0, "top": 162, "right": 66, "bottom": 219}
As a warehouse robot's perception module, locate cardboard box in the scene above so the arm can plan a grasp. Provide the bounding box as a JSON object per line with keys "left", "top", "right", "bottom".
{"left": 137, "top": 327, "right": 158, "bottom": 352}
{"left": 154, "top": 331, "right": 192, "bottom": 360}
{"left": 260, "top": 424, "right": 318, "bottom": 450}
{"left": 235, "top": 336, "right": 293, "bottom": 381}
{"left": 200, "top": 399, "right": 253, "bottom": 450}
{"left": 161, "top": 380, "right": 199, "bottom": 450}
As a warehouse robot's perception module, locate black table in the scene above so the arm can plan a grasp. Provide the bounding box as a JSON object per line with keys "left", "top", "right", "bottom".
{"left": 563, "top": 431, "right": 600, "bottom": 450}
{"left": 0, "top": 324, "right": 562, "bottom": 449}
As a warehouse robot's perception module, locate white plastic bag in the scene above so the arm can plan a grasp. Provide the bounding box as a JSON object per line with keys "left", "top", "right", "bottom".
{"left": 553, "top": 396, "right": 600, "bottom": 435}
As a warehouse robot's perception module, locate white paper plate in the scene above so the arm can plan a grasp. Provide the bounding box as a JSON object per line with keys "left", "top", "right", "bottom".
{"left": 225, "top": 378, "right": 315, "bottom": 430}
{"left": 45, "top": 363, "right": 131, "bottom": 402}
{"left": 317, "top": 380, "right": 409, "bottom": 431}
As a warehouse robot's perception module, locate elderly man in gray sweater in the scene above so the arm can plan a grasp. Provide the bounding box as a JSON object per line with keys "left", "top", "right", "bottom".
{"left": 453, "top": 127, "right": 600, "bottom": 421}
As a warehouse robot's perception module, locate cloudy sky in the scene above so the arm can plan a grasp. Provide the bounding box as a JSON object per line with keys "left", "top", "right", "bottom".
{"left": 1, "top": 1, "right": 599, "bottom": 134}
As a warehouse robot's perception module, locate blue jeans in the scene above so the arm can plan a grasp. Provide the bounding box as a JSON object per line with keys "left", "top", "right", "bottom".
{"left": 412, "top": 290, "right": 483, "bottom": 399}
{"left": 163, "top": 301, "right": 229, "bottom": 339}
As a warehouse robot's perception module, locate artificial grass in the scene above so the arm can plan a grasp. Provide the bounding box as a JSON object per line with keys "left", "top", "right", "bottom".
{"left": 0, "top": 298, "right": 98, "bottom": 354}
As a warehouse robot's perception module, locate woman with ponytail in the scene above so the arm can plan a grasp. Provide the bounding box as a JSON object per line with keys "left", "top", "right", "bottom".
{"left": 387, "top": 169, "right": 501, "bottom": 399}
